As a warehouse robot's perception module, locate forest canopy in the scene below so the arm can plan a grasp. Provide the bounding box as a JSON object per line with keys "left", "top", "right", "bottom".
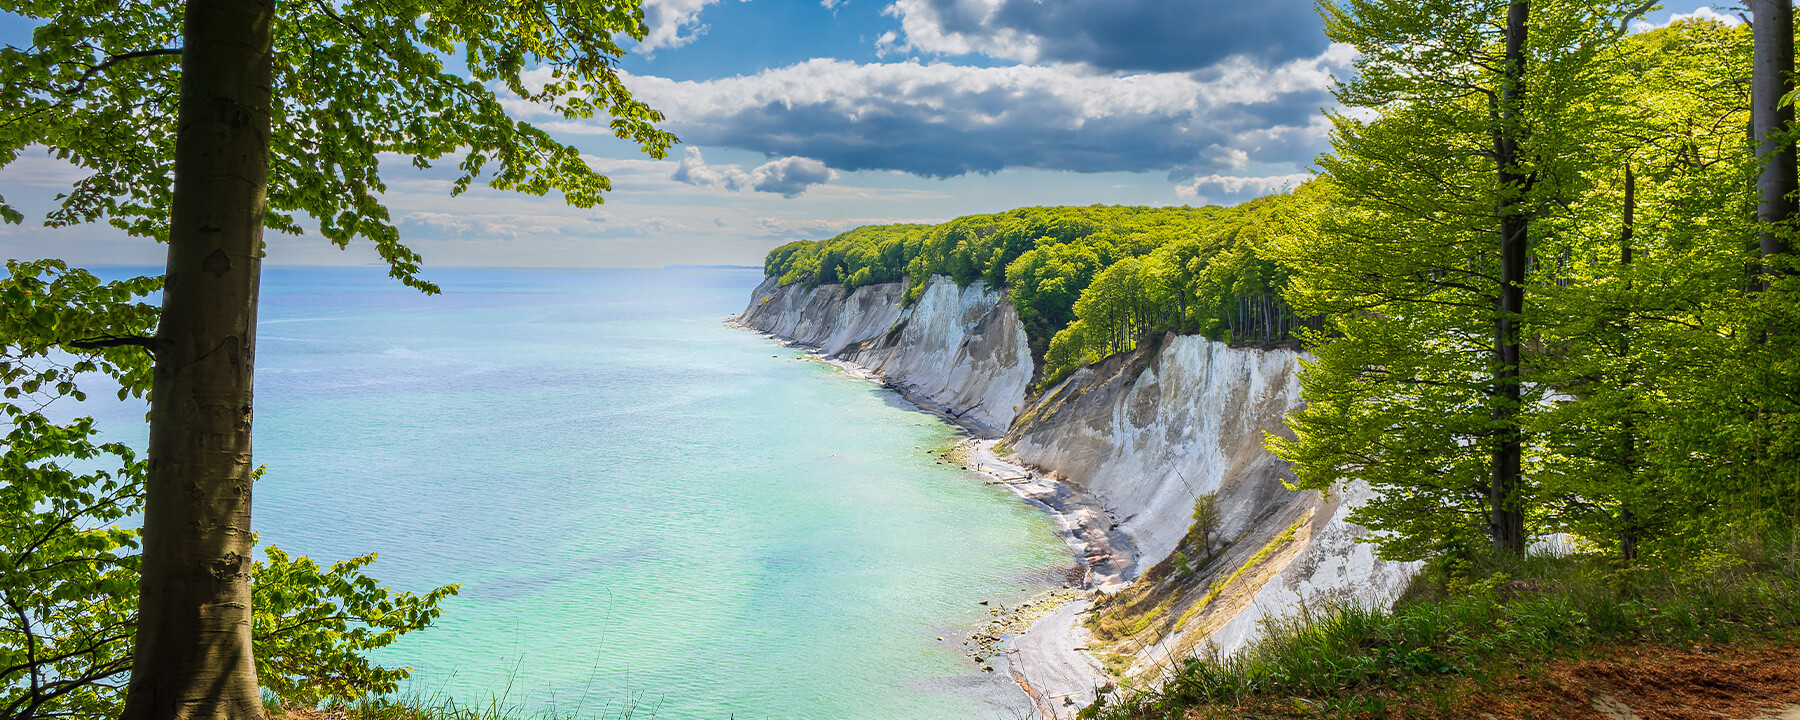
{"left": 762, "top": 195, "right": 1317, "bottom": 385}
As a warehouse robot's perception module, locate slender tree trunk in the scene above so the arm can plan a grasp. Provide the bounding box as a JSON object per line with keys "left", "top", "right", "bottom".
{"left": 1753, "top": 0, "right": 1797, "bottom": 270}
{"left": 1620, "top": 163, "right": 1639, "bottom": 563}
{"left": 1490, "top": 0, "right": 1530, "bottom": 557}
{"left": 1750, "top": 0, "right": 1795, "bottom": 541}
{"left": 121, "top": 0, "right": 274, "bottom": 717}
{"left": 1748, "top": 118, "right": 1769, "bottom": 291}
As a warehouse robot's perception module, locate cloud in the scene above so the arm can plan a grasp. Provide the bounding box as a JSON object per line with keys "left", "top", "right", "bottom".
{"left": 821, "top": 0, "right": 848, "bottom": 11}
{"left": 0, "top": 151, "right": 93, "bottom": 188}
{"left": 753, "top": 216, "right": 840, "bottom": 237}
{"left": 879, "top": 0, "right": 1330, "bottom": 73}
{"left": 398, "top": 210, "right": 610, "bottom": 240}
{"left": 562, "top": 47, "right": 1350, "bottom": 179}
{"left": 638, "top": 0, "right": 725, "bottom": 52}
{"left": 747, "top": 155, "right": 837, "bottom": 196}
{"left": 670, "top": 147, "right": 838, "bottom": 197}
{"left": 1174, "top": 171, "right": 1313, "bottom": 202}
{"left": 1633, "top": 7, "right": 1742, "bottom": 33}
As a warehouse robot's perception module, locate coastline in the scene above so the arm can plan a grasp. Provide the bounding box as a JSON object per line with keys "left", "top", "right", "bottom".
{"left": 728, "top": 317, "right": 1115, "bottom": 717}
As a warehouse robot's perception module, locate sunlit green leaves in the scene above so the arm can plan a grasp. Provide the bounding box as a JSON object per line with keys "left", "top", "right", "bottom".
{"left": 2, "top": 1, "right": 662, "bottom": 713}
{"left": 0, "top": 259, "right": 463, "bottom": 714}
{"left": 760, "top": 202, "right": 1307, "bottom": 368}
{"left": 0, "top": 409, "right": 142, "bottom": 720}
{"left": 1270, "top": 0, "right": 1672, "bottom": 560}
{"left": 1, "top": 0, "right": 677, "bottom": 292}
{"left": 253, "top": 547, "right": 460, "bottom": 707}
{"left": 0, "top": 259, "right": 159, "bottom": 404}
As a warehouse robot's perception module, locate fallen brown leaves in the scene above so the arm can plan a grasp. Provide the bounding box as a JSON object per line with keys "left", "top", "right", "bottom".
{"left": 1454, "top": 643, "right": 1800, "bottom": 720}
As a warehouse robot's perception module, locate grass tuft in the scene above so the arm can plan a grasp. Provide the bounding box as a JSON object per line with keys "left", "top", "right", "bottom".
{"left": 1084, "top": 538, "right": 1800, "bottom": 719}
{"left": 266, "top": 687, "right": 663, "bottom": 720}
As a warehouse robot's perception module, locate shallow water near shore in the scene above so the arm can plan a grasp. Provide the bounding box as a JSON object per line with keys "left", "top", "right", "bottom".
{"left": 90, "top": 266, "right": 1070, "bottom": 719}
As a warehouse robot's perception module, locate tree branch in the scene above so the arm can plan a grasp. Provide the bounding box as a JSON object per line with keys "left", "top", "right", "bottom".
{"left": 69, "top": 48, "right": 182, "bottom": 96}
{"left": 1610, "top": 0, "right": 1662, "bottom": 41}
{"left": 65, "top": 335, "right": 156, "bottom": 352}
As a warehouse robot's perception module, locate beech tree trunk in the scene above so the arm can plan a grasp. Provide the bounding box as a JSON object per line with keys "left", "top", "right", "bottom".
{"left": 1753, "top": 0, "right": 1797, "bottom": 267}
{"left": 1620, "top": 163, "right": 1638, "bottom": 563}
{"left": 120, "top": 0, "right": 274, "bottom": 717}
{"left": 1490, "top": 0, "right": 1530, "bottom": 557}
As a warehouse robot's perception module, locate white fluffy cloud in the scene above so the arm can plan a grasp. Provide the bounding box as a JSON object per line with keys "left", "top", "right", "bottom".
{"left": 670, "top": 147, "right": 837, "bottom": 197}
{"left": 880, "top": 0, "right": 1040, "bottom": 62}
{"left": 1632, "top": 6, "right": 1742, "bottom": 33}
{"left": 638, "top": 0, "right": 728, "bottom": 52}
{"left": 555, "top": 45, "right": 1351, "bottom": 178}
{"left": 1174, "top": 172, "right": 1313, "bottom": 202}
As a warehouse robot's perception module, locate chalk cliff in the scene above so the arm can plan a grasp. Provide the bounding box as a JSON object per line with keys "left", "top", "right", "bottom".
{"left": 737, "top": 274, "right": 1033, "bottom": 437}
{"left": 1005, "top": 332, "right": 1417, "bottom": 675}
{"left": 736, "top": 275, "right": 1416, "bottom": 705}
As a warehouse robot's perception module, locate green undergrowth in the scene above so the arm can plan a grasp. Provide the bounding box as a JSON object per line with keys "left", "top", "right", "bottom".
{"left": 1084, "top": 538, "right": 1800, "bottom": 719}
{"left": 266, "top": 689, "right": 662, "bottom": 720}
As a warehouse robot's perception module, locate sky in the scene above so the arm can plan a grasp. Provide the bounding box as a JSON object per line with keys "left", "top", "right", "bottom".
{"left": 0, "top": 1, "right": 1743, "bottom": 270}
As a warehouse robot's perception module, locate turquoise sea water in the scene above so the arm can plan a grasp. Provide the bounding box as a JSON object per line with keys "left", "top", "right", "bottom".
{"left": 95, "top": 267, "right": 1072, "bottom": 719}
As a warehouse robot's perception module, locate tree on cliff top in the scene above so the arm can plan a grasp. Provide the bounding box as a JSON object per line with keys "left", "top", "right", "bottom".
{"left": 1269, "top": 0, "right": 1655, "bottom": 559}
{"left": 0, "top": 0, "right": 675, "bottom": 716}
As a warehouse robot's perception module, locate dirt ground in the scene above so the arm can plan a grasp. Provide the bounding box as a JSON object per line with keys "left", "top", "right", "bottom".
{"left": 1453, "top": 643, "right": 1800, "bottom": 720}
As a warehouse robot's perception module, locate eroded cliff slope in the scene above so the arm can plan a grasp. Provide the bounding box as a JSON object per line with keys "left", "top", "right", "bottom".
{"left": 736, "top": 275, "right": 1416, "bottom": 682}
{"left": 738, "top": 274, "right": 1033, "bottom": 436}
{"left": 1006, "top": 332, "right": 1417, "bottom": 671}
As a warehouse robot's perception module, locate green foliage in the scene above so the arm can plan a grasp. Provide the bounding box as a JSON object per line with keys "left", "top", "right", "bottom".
{"left": 763, "top": 199, "right": 1322, "bottom": 386}
{"left": 1089, "top": 546, "right": 1800, "bottom": 719}
{"left": 1089, "top": 15, "right": 1798, "bottom": 718}
{"left": 0, "top": 0, "right": 676, "bottom": 713}
{"left": 1517, "top": 19, "right": 1763, "bottom": 563}
{"left": 1006, "top": 238, "right": 1114, "bottom": 341}
{"left": 0, "top": 260, "right": 159, "bottom": 403}
{"left": 1187, "top": 493, "right": 1222, "bottom": 559}
{"left": 0, "top": 0, "right": 676, "bottom": 292}
{"left": 4, "top": 0, "right": 673, "bottom": 710}
{"left": 254, "top": 548, "right": 460, "bottom": 708}
{"left": 0, "top": 410, "right": 142, "bottom": 720}
{"left": 1037, "top": 191, "right": 1322, "bottom": 383}
{"left": 766, "top": 224, "right": 926, "bottom": 289}
{"left": 1267, "top": 5, "right": 1753, "bottom": 561}
{"left": 0, "top": 260, "right": 155, "bottom": 718}
{"left": 0, "top": 262, "right": 459, "bottom": 716}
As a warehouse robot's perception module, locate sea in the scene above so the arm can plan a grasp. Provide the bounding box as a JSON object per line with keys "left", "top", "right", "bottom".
{"left": 78, "top": 266, "right": 1072, "bottom": 720}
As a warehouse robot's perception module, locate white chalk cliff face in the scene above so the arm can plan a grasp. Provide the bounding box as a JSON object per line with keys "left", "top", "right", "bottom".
{"left": 1006, "top": 333, "right": 1418, "bottom": 661}
{"left": 1008, "top": 334, "right": 1304, "bottom": 579}
{"left": 737, "top": 275, "right": 1034, "bottom": 436}
{"left": 737, "top": 275, "right": 1416, "bottom": 670}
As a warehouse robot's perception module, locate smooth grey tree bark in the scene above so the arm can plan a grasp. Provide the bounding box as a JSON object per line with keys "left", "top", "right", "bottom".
{"left": 120, "top": 0, "right": 273, "bottom": 716}
{"left": 1752, "top": 0, "right": 1796, "bottom": 266}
